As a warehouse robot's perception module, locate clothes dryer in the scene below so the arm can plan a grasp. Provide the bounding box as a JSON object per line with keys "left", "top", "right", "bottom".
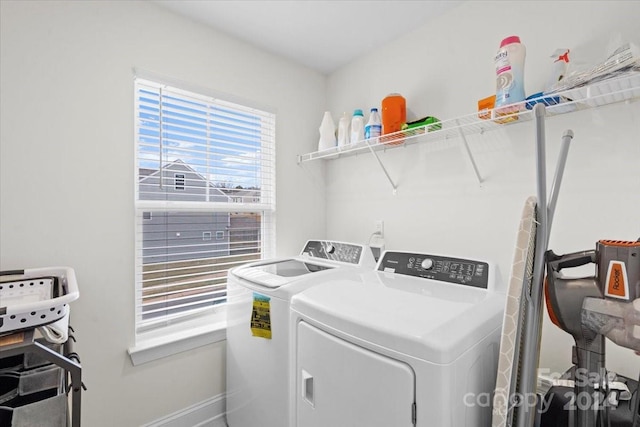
{"left": 226, "top": 240, "right": 376, "bottom": 427}
{"left": 290, "top": 250, "right": 505, "bottom": 427}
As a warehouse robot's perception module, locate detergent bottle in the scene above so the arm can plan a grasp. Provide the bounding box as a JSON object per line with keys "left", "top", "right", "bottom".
{"left": 318, "top": 111, "right": 336, "bottom": 151}
{"left": 364, "top": 108, "right": 381, "bottom": 143}
{"left": 337, "top": 112, "right": 350, "bottom": 149}
{"left": 494, "top": 36, "right": 526, "bottom": 123}
{"left": 381, "top": 93, "right": 406, "bottom": 144}
{"left": 350, "top": 109, "right": 365, "bottom": 146}
{"left": 382, "top": 94, "right": 406, "bottom": 135}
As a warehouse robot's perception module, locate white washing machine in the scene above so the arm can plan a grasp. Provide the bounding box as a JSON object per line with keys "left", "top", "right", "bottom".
{"left": 225, "top": 240, "right": 376, "bottom": 427}
{"left": 290, "top": 250, "right": 506, "bottom": 427}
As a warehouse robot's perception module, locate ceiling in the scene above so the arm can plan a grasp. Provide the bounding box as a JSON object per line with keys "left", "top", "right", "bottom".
{"left": 153, "top": 0, "right": 463, "bottom": 74}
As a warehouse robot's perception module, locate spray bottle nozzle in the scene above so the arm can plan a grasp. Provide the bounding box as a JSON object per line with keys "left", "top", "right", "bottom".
{"left": 556, "top": 51, "right": 570, "bottom": 63}
{"left": 551, "top": 48, "right": 570, "bottom": 63}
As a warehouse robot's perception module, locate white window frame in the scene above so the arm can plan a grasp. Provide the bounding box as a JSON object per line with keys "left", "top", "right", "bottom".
{"left": 129, "top": 72, "right": 276, "bottom": 365}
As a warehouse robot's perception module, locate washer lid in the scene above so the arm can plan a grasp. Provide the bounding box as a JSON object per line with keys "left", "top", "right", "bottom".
{"left": 291, "top": 273, "right": 505, "bottom": 364}
{"left": 231, "top": 258, "right": 334, "bottom": 288}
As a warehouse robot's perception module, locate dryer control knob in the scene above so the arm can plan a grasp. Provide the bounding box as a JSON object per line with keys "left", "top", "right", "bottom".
{"left": 421, "top": 259, "right": 434, "bottom": 270}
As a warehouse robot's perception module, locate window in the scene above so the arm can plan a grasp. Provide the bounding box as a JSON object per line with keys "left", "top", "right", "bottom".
{"left": 174, "top": 173, "right": 185, "bottom": 191}
{"left": 134, "top": 77, "right": 276, "bottom": 335}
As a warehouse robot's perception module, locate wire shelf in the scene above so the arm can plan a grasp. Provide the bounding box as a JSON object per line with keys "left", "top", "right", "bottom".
{"left": 297, "top": 72, "right": 640, "bottom": 164}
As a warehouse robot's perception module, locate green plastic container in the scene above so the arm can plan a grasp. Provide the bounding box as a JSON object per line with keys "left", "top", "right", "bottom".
{"left": 402, "top": 116, "right": 441, "bottom": 132}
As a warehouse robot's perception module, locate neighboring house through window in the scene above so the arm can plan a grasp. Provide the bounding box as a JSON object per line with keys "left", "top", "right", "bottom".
{"left": 134, "top": 76, "right": 276, "bottom": 336}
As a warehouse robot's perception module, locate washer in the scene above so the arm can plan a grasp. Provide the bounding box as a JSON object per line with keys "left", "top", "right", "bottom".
{"left": 225, "top": 240, "right": 376, "bottom": 427}
{"left": 290, "top": 250, "right": 506, "bottom": 427}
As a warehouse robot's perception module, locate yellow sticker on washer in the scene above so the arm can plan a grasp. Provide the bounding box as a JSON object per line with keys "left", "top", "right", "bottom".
{"left": 251, "top": 293, "right": 272, "bottom": 339}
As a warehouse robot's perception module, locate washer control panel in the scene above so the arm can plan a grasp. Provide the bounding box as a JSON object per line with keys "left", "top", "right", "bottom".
{"left": 377, "top": 251, "right": 489, "bottom": 289}
{"left": 302, "top": 240, "right": 364, "bottom": 265}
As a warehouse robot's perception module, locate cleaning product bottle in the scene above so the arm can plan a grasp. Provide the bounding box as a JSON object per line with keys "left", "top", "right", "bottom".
{"left": 350, "top": 109, "right": 365, "bottom": 146}
{"left": 318, "top": 111, "right": 336, "bottom": 151}
{"left": 337, "top": 112, "right": 350, "bottom": 150}
{"left": 364, "top": 108, "right": 382, "bottom": 143}
{"left": 494, "top": 36, "right": 526, "bottom": 123}
{"left": 381, "top": 93, "right": 406, "bottom": 144}
{"left": 545, "top": 48, "right": 570, "bottom": 92}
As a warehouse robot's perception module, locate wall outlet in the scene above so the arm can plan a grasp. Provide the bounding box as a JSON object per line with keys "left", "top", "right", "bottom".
{"left": 370, "top": 242, "right": 384, "bottom": 262}
{"left": 375, "top": 220, "right": 384, "bottom": 238}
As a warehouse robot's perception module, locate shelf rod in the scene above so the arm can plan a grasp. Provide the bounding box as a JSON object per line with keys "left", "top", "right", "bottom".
{"left": 517, "top": 103, "right": 548, "bottom": 427}
{"left": 546, "top": 129, "right": 573, "bottom": 242}
{"left": 364, "top": 140, "right": 398, "bottom": 194}
{"left": 455, "top": 119, "right": 483, "bottom": 184}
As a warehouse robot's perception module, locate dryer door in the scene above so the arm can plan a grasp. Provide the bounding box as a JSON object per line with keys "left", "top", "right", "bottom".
{"left": 296, "top": 321, "right": 415, "bottom": 427}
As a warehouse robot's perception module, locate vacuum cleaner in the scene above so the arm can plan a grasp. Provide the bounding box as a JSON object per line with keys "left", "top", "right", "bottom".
{"left": 543, "top": 239, "right": 640, "bottom": 427}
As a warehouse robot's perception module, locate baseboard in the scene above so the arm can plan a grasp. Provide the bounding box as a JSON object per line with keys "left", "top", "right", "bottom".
{"left": 142, "top": 393, "right": 227, "bottom": 427}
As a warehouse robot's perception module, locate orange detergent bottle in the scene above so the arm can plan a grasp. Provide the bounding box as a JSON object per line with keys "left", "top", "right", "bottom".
{"left": 381, "top": 93, "right": 406, "bottom": 144}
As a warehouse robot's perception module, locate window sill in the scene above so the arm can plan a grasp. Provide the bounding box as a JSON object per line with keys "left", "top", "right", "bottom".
{"left": 128, "top": 311, "right": 226, "bottom": 366}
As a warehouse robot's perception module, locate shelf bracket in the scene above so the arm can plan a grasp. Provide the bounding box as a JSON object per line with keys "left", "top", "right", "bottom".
{"left": 364, "top": 140, "right": 398, "bottom": 194}
{"left": 455, "top": 119, "right": 483, "bottom": 184}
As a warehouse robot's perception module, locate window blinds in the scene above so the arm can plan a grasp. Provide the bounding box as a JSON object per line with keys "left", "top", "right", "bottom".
{"left": 134, "top": 78, "right": 276, "bottom": 332}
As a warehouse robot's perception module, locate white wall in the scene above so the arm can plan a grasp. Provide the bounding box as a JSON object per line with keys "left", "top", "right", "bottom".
{"left": 325, "top": 1, "right": 640, "bottom": 379}
{"left": 2, "top": 1, "right": 639, "bottom": 424}
{"left": 0, "top": 1, "right": 325, "bottom": 425}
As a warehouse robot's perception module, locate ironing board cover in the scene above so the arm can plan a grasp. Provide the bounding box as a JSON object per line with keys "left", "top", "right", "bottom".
{"left": 492, "top": 196, "right": 538, "bottom": 427}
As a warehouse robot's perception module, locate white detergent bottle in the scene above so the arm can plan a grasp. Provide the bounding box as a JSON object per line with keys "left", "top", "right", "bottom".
{"left": 350, "top": 109, "right": 365, "bottom": 146}
{"left": 364, "top": 108, "right": 382, "bottom": 143}
{"left": 337, "top": 112, "right": 350, "bottom": 150}
{"left": 494, "top": 36, "right": 526, "bottom": 121}
{"left": 318, "top": 111, "right": 336, "bottom": 151}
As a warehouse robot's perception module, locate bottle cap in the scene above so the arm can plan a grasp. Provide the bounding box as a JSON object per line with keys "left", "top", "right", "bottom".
{"left": 371, "top": 108, "right": 379, "bottom": 112}
{"left": 353, "top": 109, "right": 363, "bottom": 116}
{"left": 500, "top": 36, "right": 521, "bottom": 47}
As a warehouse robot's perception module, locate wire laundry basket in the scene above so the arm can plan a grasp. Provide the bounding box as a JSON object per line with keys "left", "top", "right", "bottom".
{"left": 0, "top": 267, "right": 79, "bottom": 335}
